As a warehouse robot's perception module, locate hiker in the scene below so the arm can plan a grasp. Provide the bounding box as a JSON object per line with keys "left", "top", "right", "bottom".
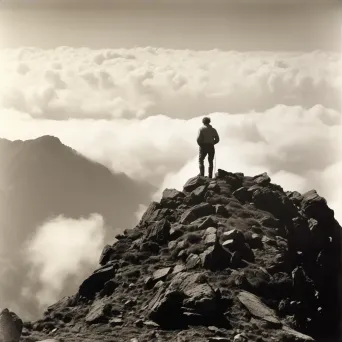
{"left": 197, "top": 117, "right": 220, "bottom": 178}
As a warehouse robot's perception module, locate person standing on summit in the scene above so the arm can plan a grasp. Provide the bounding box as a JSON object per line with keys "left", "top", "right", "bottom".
{"left": 197, "top": 117, "right": 220, "bottom": 178}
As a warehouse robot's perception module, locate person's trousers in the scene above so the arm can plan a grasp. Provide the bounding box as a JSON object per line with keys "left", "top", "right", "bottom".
{"left": 198, "top": 144, "right": 215, "bottom": 178}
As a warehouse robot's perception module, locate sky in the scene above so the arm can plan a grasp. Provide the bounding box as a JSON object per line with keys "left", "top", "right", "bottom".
{"left": 0, "top": 0, "right": 341, "bottom": 317}
{"left": 0, "top": 0, "right": 341, "bottom": 51}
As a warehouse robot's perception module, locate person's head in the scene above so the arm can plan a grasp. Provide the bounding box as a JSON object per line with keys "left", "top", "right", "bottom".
{"left": 202, "top": 117, "right": 211, "bottom": 125}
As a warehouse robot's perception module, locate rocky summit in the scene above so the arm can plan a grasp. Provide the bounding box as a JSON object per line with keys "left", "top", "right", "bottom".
{"left": 14, "top": 169, "right": 341, "bottom": 342}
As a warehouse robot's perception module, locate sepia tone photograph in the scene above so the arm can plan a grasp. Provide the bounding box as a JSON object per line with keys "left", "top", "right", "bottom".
{"left": 0, "top": 0, "right": 341, "bottom": 341}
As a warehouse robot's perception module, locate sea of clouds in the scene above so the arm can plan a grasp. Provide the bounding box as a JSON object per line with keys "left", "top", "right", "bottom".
{"left": 0, "top": 46, "right": 341, "bottom": 316}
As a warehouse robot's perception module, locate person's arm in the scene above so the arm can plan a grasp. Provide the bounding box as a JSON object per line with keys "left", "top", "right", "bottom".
{"left": 214, "top": 129, "right": 220, "bottom": 145}
{"left": 197, "top": 128, "right": 203, "bottom": 145}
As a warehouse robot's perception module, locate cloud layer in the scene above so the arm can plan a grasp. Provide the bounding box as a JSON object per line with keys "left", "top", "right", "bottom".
{"left": 23, "top": 214, "right": 106, "bottom": 309}
{"left": 0, "top": 47, "right": 340, "bottom": 120}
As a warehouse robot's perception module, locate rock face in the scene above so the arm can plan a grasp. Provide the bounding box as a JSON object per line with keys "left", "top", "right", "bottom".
{"left": 0, "top": 308, "right": 22, "bottom": 342}
{"left": 23, "top": 170, "right": 341, "bottom": 342}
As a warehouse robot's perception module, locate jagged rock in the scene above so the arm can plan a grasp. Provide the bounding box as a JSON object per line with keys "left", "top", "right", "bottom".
{"left": 287, "top": 191, "right": 304, "bottom": 206}
{"left": 252, "top": 187, "right": 298, "bottom": 221}
{"left": 189, "top": 185, "right": 208, "bottom": 204}
{"left": 204, "top": 234, "right": 217, "bottom": 246}
{"left": 140, "top": 240, "right": 160, "bottom": 253}
{"left": 147, "top": 286, "right": 186, "bottom": 328}
{"left": 99, "top": 279, "right": 119, "bottom": 298}
{"left": 140, "top": 202, "right": 161, "bottom": 223}
{"left": 200, "top": 240, "right": 231, "bottom": 271}
{"left": 301, "top": 190, "right": 334, "bottom": 224}
{"left": 161, "top": 189, "right": 185, "bottom": 209}
{"left": 237, "top": 291, "right": 281, "bottom": 326}
{"left": 78, "top": 264, "right": 116, "bottom": 299}
{"left": 198, "top": 216, "right": 217, "bottom": 230}
{"left": 85, "top": 301, "right": 112, "bottom": 324}
{"left": 186, "top": 254, "right": 202, "bottom": 269}
{"left": 204, "top": 227, "right": 217, "bottom": 246}
{"left": 184, "top": 176, "right": 207, "bottom": 193}
{"left": 180, "top": 203, "right": 214, "bottom": 224}
{"left": 242, "top": 267, "right": 272, "bottom": 295}
{"left": 99, "top": 244, "right": 113, "bottom": 266}
{"left": 221, "top": 230, "right": 254, "bottom": 262}
{"left": 152, "top": 267, "right": 173, "bottom": 282}
{"left": 173, "top": 264, "right": 186, "bottom": 274}
{"left": 252, "top": 172, "right": 271, "bottom": 185}
{"left": 145, "top": 219, "right": 171, "bottom": 245}
{"left": 232, "top": 187, "right": 250, "bottom": 203}
{"left": 163, "top": 189, "right": 185, "bottom": 200}
{"left": 170, "top": 223, "right": 185, "bottom": 240}
{"left": 168, "top": 272, "right": 219, "bottom": 316}
{"left": 221, "top": 229, "right": 245, "bottom": 244}
{"left": 281, "top": 326, "right": 315, "bottom": 341}
{"left": 148, "top": 272, "right": 221, "bottom": 328}
{"left": 0, "top": 309, "right": 22, "bottom": 342}
{"left": 208, "top": 182, "right": 220, "bottom": 193}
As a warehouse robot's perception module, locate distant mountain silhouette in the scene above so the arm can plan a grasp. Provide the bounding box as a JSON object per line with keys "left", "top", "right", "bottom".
{"left": 0, "top": 135, "right": 156, "bottom": 319}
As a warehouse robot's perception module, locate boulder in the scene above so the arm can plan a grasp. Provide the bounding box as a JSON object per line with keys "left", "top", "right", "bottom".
{"left": 198, "top": 216, "right": 217, "bottom": 230}
{"left": 232, "top": 187, "right": 251, "bottom": 203}
{"left": 152, "top": 267, "right": 173, "bottom": 282}
{"left": 147, "top": 286, "right": 187, "bottom": 329}
{"left": 286, "top": 191, "right": 304, "bottom": 206}
{"left": 162, "top": 189, "right": 185, "bottom": 200}
{"left": 221, "top": 229, "right": 245, "bottom": 245}
{"left": 145, "top": 219, "right": 171, "bottom": 245}
{"left": 186, "top": 254, "right": 202, "bottom": 269}
{"left": 252, "top": 187, "right": 298, "bottom": 221}
{"left": 99, "top": 244, "right": 113, "bottom": 266}
{"left": 200, "top": 240, "right": 231, "bottom": 271}
{"left": 85, "top": 301, "right": 112, "bottom": 324}
{"left": 190, "top": 185, "right": 208, "bottom": 204}
{"left": 281, "top": 326, "right": 315, "bottom": 341}
{"left": 79, "top": 265, "right": 116, "bottom": 299}
{"left": 161, "top": 189, "right": 185, "bottom": 208}
{"left": 140, "top": 202, "right": 161, "bottom": 223}
{"left": 301, "top": 190, "right": 334, "bottom": 224}
{"left": 252, "top": 172, "right": 271, "bottom": 186}
{"left": 184, "top": 176, "right": 208, "bottom": 193}
{"left": 168, "top": 272, "right": 220, "bottom": 317}
{"left": 0, "top": 309, "right": 22, "bottom": 342}
{"left": 237, "top": 291, "right": 281, "bottom": 326}
{"left": 180, "top": 203, "right": 214, "bottom": 224}
{"left": 99, "top": 279, "right": 119, "bottom": 298}
{"left": 148, "top": 272, "right": 221, "bottom": 328}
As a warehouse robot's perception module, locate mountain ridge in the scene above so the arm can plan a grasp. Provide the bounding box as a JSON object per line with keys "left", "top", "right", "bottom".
{"left": 0, "top": 135, "right": 156, "bottom": 320}
{"left": 14, "top": 169, "right": 341, "bottom": 342}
